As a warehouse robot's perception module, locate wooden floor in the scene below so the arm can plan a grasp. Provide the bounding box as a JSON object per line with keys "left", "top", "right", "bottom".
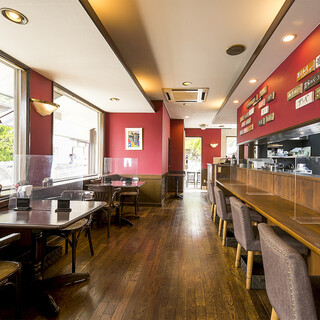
{"left": 1, "top": 190, "right": 271, "bottom": 319}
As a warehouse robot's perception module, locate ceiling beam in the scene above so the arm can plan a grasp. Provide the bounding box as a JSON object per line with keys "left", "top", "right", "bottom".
{"left": 78, "top": 0, "right": 156, "bottom": 112}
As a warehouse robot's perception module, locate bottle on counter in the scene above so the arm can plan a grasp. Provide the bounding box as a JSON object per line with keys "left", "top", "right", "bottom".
{"left": 231, "top": 155, "right": 237, "bottom": 166}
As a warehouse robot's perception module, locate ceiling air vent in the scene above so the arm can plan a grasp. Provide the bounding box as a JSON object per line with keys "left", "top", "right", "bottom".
{"left": 162, "top": 88, "right": 209, "bottom": 103}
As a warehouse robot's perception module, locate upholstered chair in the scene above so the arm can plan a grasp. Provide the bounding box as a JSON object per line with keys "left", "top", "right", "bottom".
{"left": 214, "top": 186, "right": 263, "bottom": 246}
{"left": 258, "top": 223, "right": 320, "bottom": 320}
{"left": 230, "top": 197, "right": 308, "bottom": 290}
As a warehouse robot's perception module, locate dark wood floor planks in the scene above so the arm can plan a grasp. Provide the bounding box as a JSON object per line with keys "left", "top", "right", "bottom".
{"left": 0, "top": 190, "right": 271, "bottom": 320}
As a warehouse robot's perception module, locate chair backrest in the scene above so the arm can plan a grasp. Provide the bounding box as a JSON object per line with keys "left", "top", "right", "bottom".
{"left": 61, "top": 190, "right": 94, "bottom": 201}
{"left": 229, "top": 197, "right": 256, "bottom": 251}
{"left": 258, "top": 223, "right": 317, "bottom": 320}
{"left": 207, "top": 181, "right": 215, "bottom": 204}
{"left": 214, "top": 186, "right": 228, "bottom": 220}
{"left": 87, "top": 185, "right": 113, "bottom": 202}
{"left": 187, "top": 172, "right": 195, "bottom": 181}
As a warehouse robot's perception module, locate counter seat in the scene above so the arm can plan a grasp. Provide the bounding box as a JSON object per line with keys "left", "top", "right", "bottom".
{"left": 216, "top": 178, "right": 320, "bottom": 275}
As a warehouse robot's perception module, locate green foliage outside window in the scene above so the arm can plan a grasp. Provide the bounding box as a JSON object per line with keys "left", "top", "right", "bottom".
{"left": 185, "top": 137, "right": 201, "bottom": 161}
{"left": 0, "top": 124, "right": 14, "bottom": 161}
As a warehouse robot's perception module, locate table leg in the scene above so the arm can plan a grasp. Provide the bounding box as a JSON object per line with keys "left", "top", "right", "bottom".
{"left": 31, "top": 231, "right": 60, "bottom": 316}
{"left": 169, "top": 176, "right": 183, "bottom": 199}
{"left": 175, "top": 177, "right": 183, "bottom": 199}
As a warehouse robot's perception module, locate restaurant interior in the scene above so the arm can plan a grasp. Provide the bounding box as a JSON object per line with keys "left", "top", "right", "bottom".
{"left": 0, "top": 0, "right": 319, "bottom": 319}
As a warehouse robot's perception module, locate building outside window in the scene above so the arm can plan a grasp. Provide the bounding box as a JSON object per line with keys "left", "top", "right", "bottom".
{"left": 52, "top": 87, "right": 103, "bottom": 180}
{"left": 0, "top": 57, "right": 27, "bottom": 188}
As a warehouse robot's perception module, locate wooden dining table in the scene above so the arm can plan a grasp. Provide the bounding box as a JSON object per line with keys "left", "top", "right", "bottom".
{"left": 216, "top": 178, "right": 320, "bottom": 275}
{"left": 0, "top": 199, "right": 106, "bottom": 316}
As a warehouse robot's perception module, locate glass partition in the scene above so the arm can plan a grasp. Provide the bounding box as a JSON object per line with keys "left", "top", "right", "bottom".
{"left": 293, "top": 156, "right": 320, "bottom": 224}
{"left": 8, "top": 155, "right": 84, "bottom": 210}
{"left": 103, "top": 158, "right": 138, "bottom": 177}
{"left": 246, "top": 158, "right": 274, "bottom": 195}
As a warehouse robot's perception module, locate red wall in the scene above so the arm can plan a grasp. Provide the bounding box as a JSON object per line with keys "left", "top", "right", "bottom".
{"left": 170, "top": 120, "right": 184, "bottom": 171}
{"left": 29, "top": 70, "right": 53, "bottom": 155}
{"left": 185, "top": 129, "right": 221, "bottom": 169}
{"left": 162, "top": 103, "right": 171, "bottom": 173}
{"left": 238, "top": 25, "right": 320, "bottom": 144}
{"left": 105, "top": 101, "right": 170, "bottom": 175}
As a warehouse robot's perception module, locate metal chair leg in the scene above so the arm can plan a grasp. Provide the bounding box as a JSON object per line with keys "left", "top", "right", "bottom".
{"left": 72, "top": 231, "right": 76, "bottom": 273}
{"left": 86, "top": 227, "right": 94, "bottom": 256}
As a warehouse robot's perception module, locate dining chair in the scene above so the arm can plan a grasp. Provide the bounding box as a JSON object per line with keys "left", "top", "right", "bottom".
{"left": 0, "top": 233, "right": 21, "bottom": 319}
{"left": 43, "top": 190, "right": 95, "bottom": 273}
{"left": 258, "top": 223, "right": 319, "bottom": 320}
{"left": 186, "top": 172, "right": 196, "bottom": 188}
{"left": 196, "top": 171, "right": 201, "bottom": 187}
{"left": 214, "top": 186, "right": 263, "bottom": 246}
{"left": 230, "top": 197, "right": 308, "bottom": 290}
{"left": 119, "top": 177, "right": 140, "bottom": 216}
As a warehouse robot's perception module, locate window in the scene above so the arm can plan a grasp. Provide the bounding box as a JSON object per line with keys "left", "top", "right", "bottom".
{"left": 0, "top": 57, "right": 27, "bottom": 188}
{"left": 226, "top": 136, "right": 237, "bottom": 157}
{"left": 52, "top": 87, "right": 103, "bottom": 180}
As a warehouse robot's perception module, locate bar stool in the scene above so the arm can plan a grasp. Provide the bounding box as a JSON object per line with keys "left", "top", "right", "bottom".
{"left": 258, "top": 223, "right": 320, "bottom": 320}
{"left": 214, "top": 186, "right": 263, "bottom": 246}
{"left": 230, "top": 197, "right": 308, "bottom": 290}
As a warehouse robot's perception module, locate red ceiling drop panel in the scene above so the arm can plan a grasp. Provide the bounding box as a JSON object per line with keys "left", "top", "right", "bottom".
{"left": 185, "top": 128, "right": 221, "bottom": 169}
{"left": 29, "top": 70, "right": 53, "bottom": 155}
{"left": 237, "top": 25, "right": 320, "bottom": 144}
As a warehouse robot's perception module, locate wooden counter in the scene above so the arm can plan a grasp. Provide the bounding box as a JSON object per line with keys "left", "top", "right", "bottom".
{"left": 229, "top": 167, "right": 320, "bottom": 211}
{"left": 217, "top": 178, "right": 320, "bottom": 275}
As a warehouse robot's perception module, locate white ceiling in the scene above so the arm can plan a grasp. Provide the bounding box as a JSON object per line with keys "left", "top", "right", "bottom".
{"left": 88, "top": 0, "right": 320, "bottom": 128}
{"left": 0, "top": 0, "right": 154, "bottom": 113}
{"left": 0, "top": 0, "right": 319, "bottom": 129}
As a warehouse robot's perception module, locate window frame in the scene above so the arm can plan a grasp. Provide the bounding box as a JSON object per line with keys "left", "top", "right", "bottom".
{"left": 52, "top": 84, "right": 104, "bottom": 182}
{"left": 0, "top": 53, "right": 29, "bottom": 190}
{"left": 226, "top": 136, "right": 237, "bottom": 158}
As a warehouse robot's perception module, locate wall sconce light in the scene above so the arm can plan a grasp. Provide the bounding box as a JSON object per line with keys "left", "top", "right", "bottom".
{"left": 30, "top": 99, "right": 59, "bottom": 116}
{"left": 199, "top": 124, "right": 207, "bottom": 130}
{"left": 210, "top": 143, "right": 218, "bottom": 148}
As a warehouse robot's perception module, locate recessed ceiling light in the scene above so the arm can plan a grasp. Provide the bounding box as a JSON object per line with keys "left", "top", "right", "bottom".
{"left": 182, "top": 81, "right": 192, "bottom": 86}
{"left": 249, "top": 79, "right": 257, "bottom": 84}
{"left": 184, "top": 116, "right": 190, "bottom": 119}
{"left": 282, "top": 34, "right": 296, "bottom": 43}
{"left": 1, "top": 8, "right": 28, "bottom": 24}
{"left": 233, "top": 100, "right": 240, "bottom": 104}
{"left": 183, "top": 103, "right": 190, "bottom": 106}
{"left": 226, "top": 44, "right": 246, "bottom": 56}
{"left": 110, "top": 97, "right": 120, "bottom": 101}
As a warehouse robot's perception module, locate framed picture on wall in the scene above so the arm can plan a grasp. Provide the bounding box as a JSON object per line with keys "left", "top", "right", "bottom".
{"left": 125, "top": 128, "right": 143, "bottom": 150}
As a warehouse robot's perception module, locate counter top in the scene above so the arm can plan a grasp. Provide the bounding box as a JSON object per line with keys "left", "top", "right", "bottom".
{"left": 216, "top": 178, "right": 320, "bottom": 256}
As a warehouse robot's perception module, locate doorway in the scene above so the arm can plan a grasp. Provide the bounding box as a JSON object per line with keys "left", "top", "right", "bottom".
{"left": 185, "top": 137, "right": 202, "bottom": 189}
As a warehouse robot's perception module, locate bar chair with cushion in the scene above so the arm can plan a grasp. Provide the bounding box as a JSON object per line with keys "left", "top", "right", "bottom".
{"left": 43, "top": 190, "right": 95, "bottom": 273}
{"left": 208, "top": 182, "right": 231, "bottom": 223}
{"left": 258, "top": 223, "right": 319, "bottom": 320}
{"left": 214, "top": 186, "right": 263, "bottom": 246}
{"left": 230, "top": 197, "right": 308, "bottom": 290}
{"left": 0, "top": 233, "right": 21, "bottom": 319}
{"left": 119, "top": 177, "right": 140, "bottom": 216}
